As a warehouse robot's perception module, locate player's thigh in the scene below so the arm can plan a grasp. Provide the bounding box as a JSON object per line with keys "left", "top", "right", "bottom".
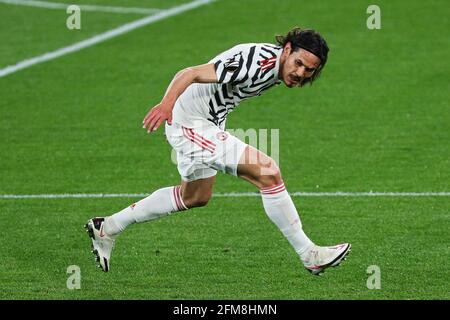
{"left": 237, "top": 145, "right": 282, "bottom": 189}
{"left": 181, "top": 175, "right": 216, "bottom": 205}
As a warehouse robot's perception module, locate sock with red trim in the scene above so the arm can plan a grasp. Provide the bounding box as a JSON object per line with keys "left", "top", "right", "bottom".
{"left": 260, "top": 182, "right": 314, "bottom": 259}
{"left": 103, "top": 186, "right": 187, "bottom": 236}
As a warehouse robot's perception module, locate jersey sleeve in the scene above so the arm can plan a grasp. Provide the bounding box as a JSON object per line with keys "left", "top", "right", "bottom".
{"left": 211, "top": 44, "right": 257, "bottom": 84}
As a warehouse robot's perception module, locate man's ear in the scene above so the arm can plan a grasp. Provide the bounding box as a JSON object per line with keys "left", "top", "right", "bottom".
{"left": 284, "top": 42, "right": 292, "bottom": 55}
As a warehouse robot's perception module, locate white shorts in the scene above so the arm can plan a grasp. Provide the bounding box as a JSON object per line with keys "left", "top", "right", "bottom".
{"left": 165, "top": 121, "right": 248, "bottom": 182}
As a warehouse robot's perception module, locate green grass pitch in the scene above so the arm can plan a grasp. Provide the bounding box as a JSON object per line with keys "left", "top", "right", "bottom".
{"left": 0, "top": 0, "right": 449, "bottom": 299}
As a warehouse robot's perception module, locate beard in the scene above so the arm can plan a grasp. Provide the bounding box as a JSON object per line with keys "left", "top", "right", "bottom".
{"left": 288, "top": 74, "right": 305, "bottom": 87}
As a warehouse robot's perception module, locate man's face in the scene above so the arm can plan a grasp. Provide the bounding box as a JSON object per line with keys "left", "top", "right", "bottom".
{"left": 279, "top": 43, "right": 322, "bottom": 88}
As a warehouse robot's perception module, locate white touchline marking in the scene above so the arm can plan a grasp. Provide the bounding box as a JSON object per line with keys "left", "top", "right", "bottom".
{"left": 0, "top": 0, "right": 162, "bottom": 14}
{"left": 0, "top": 192, "right": 449, "bottom": 199}
{"left": 0, "top": 0, "right": 215, "bottom": 78}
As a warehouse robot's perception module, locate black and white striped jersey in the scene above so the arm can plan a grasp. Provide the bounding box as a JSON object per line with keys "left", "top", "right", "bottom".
{"left": 172, "top": 43, "right": 283, "bottom": 129}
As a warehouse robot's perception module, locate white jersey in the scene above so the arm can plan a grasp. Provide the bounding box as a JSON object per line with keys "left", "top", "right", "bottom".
{"left": 172, "top": 43, "right": 283, "bottom": 129}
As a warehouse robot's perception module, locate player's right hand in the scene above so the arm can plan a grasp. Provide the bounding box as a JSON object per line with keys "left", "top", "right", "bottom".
{"left": 142, "top": 103, "right": 173, "bottom": 133}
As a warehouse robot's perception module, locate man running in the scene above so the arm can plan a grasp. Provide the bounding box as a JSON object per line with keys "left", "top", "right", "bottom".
{"left": 85, "top": 27, "right": 351, "bottom": 275}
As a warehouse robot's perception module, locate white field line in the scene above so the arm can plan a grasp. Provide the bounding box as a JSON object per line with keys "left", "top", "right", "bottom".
{"left": 0, "top": 0, "right": 162, "bottom": 14}
{"left": 0, "top": 0, "right": 214, "bottom": 78}
{"left": 1, "top": 192, "right": 449, "bottom": 199}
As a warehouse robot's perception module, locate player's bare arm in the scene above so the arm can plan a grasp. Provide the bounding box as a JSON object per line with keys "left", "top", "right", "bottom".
{"left": 142, "top": 63, "right": 217, "bottom": 133}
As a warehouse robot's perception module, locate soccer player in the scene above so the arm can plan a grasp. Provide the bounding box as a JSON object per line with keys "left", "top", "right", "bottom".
{"left": 85, "top": 27, "right": 351, "bottom": 275}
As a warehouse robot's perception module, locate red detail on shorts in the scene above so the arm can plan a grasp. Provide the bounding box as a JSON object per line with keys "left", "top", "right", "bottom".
{"left": 187, "top": 128, "right": 215, "bottom": 148}
{"left": 182, "top": 127, "right": 216, "bottom": 153}
{"left": 130, "top": 203, "right": 136, "bottom": 210}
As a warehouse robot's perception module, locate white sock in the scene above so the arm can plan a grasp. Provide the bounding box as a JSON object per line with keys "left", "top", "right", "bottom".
{"left": 103, "top": 186, "right": 187, "bottom": 236}
{"left": 260, "top": 182, "right": 314, "bottom": 260}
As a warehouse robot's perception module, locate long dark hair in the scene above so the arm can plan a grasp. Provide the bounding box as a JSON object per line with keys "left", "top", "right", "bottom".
{"left": 276, "top": 27, "right": 329, "bottom": 86}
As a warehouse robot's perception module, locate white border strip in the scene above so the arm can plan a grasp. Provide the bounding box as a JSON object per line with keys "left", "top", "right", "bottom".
{"left": 0, "top": 0, "right": 162, "bottom": 14}
{"left": 0, "top": 0, "right": 214, "bottom": 78}
{"left": 1, "top": 192, "right": 449, "bottom": 199}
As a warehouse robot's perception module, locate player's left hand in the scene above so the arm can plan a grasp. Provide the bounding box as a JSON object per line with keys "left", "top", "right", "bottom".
{"left": 142, "top": 103, "right": 173, "bottom": 133}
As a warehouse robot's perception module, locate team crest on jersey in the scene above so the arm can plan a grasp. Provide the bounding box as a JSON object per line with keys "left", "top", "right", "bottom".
{"left": 216, "top": 131, "right": 229, "bottom": 141}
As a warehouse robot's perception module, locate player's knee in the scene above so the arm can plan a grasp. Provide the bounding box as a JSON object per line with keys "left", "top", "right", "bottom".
{"left": 257, "top": 158, "right": 282, "bottom": 189}
{"left": 259, "top": 171, "right": 283, "bottom": 189}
